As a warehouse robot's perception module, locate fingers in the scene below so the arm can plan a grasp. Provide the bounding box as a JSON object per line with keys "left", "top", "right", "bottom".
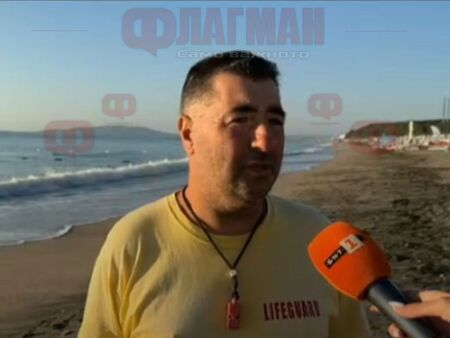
{"left": 369, "top": 305, "right": 380, "bottom": 313}
{"left": 370, "top": 290, "right": 450, "bottom": 337}
{"left": 388, "top": 323, "right": 407, "bottom": 338}
{"left": 370, "top": 302, "right": 407, "bottom": 314}
{"left": 369, "top": 290, "right": 450, "bottom": 317}
{"left": 415, "top": 290, "right": 450, "bottom": 303}
{"left": 394, "top": 297, "right": 450, "bottom": 322}
{"left": 402, "top": 290, "right": 449, "bottom": 303}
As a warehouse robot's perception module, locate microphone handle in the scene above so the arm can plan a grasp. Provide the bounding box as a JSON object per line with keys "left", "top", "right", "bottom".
{"left": 366, "top": 278, "right": 438, "bottom": 338}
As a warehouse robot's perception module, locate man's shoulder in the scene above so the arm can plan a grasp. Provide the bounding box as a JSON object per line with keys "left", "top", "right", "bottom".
{"left": 268, "top": 194, "right": 331, "bottom": 237}
{"left": 269, "top": 194, "right": 330, "bottom": 223}
{"left": 104, "top": 193, "right": 173, "bottom": 248}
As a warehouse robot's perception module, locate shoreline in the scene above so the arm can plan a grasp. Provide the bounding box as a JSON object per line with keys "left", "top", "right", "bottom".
{"left": 1, "top": 146, "right": 449, "bottom": 338}
{"left": 0, "top": 150, "right": 334, "bottom": 249}
{"left": 0, "top": 216, "right": 121, "bottom": 337}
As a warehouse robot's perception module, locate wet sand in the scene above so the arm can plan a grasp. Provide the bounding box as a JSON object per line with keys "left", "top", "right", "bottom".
{"left": 1, "top": 146, "right": 449, "bottom": 337}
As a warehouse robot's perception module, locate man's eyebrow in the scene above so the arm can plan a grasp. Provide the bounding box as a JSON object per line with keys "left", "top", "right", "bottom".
{"left": 228, "top": 103, "right": 286, "bottom": 117}
{"left": 267, "top": 105, "right": 286, "bottom": 118}
{"left": 229, "top": 103, "right": 258, "bottom": 114}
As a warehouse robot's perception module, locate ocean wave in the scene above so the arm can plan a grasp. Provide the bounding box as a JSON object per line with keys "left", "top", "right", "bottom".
{"left": 0, "top": 157, "right": 188, "bottom": 198}
{"left": 0, "top": 224, "right": 73, "bottom": 247}
{"left": 318, "top": 142, "right": 332, "bottom": 148}
{"left": 284, "top": 147, "right": 320, "bottom": 157}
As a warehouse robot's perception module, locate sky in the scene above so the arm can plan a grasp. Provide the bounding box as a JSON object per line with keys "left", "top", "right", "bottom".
{"left": 1, "top": 1, "right": 450, "bottom": 136}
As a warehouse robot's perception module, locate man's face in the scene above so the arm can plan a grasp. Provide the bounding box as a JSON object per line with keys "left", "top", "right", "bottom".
{"left": 184, "top": 72, "right": 285, "bottom": 206}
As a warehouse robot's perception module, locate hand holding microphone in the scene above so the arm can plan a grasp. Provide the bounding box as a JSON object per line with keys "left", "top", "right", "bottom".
{"left": 307, "top": 221, "right": 442, "bottom": 338}
{"left": 372, "top": 290, "right": 450, "bottom": 338}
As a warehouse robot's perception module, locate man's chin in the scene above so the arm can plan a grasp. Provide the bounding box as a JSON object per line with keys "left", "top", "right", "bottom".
{"left": 236, "top": 180, "right": 274, "bottom": 201}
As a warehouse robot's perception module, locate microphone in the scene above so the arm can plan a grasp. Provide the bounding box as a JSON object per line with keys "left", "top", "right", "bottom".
{"left": 307, "top": 221, "right": 438, "bottom": 338}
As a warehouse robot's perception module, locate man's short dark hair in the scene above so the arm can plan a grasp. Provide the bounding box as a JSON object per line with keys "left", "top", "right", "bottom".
{"left": 180, "top": 50, "right": 280, "bottom": 114}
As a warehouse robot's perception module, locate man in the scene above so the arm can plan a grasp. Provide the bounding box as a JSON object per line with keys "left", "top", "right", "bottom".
{"left": 78, "top": 50, "right": 370, "bottom": 338}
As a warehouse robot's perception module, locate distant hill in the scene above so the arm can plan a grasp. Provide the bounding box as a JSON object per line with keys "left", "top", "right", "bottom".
{"left": 0, "top": 126, "right": 178, "bottom": 140}
{"left": 93, "top": 126, "right": 178, "bottom": 139}
{"left": 346, "top": 119, "right": 450, "bottom": 139}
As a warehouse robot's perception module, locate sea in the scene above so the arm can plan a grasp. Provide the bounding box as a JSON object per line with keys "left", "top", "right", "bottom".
{"left": 0, "top": 128, "right": 335, "bottom": 246}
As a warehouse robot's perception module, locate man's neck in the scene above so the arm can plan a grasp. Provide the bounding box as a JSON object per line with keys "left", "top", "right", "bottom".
{"left": 176, "top": 186, "right": 266, "bottom": 236}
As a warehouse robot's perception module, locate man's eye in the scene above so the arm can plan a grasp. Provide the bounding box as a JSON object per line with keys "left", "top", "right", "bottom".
{"left": 231, "top": 117, "right": 249, "bottom": 123}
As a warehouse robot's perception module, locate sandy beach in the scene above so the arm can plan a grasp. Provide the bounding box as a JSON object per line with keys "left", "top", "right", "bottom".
{"left": 1, "top": 146, "right": 449, "bottom": 338}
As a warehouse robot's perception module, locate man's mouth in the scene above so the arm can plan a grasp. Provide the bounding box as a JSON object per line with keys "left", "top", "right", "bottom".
{"left": 247, "top": 162, "right": 272, "bottom": 173}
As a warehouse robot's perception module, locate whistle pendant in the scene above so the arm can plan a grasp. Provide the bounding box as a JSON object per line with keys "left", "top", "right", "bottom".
{"left": 226, "top": 297, "right": 240, "bottom": 330}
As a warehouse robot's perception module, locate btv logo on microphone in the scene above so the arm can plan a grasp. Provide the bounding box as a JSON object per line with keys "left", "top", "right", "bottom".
{"left": 325, "top": 234, "right": 364, "bottom": 268}
{"left": 340, "top": 234, "right": 364, "bottom": 253}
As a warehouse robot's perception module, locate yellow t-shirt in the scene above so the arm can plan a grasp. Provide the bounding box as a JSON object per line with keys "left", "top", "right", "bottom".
{"left": 78, "top": 193, "right": 370, "bottom": 338}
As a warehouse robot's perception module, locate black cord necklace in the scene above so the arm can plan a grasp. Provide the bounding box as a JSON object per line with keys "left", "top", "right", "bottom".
{"left": 179, "top": 186, "right": 267, "bottom": 330}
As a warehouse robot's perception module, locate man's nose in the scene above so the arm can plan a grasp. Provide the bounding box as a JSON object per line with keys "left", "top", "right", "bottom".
{"left": 251, "top": 123, "right": 273, "bottom": 152}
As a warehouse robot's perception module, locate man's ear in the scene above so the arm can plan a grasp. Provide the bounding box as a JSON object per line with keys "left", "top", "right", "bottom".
{"left": 178, "top": 114, "right": 194, "bottom": 155}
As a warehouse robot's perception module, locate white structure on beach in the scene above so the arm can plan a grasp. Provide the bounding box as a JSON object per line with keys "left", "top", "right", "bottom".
{"left": 430, "top": 125, "right": 441, "bottom": 137}
{"left": 396, "top": 124, "right": 450, "bottom": 151}
{"left": 408, "top": 120, "right": 414, "bottom": 141}
{"left": 340, "top": 119, "right": 450, "bottom": 152}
